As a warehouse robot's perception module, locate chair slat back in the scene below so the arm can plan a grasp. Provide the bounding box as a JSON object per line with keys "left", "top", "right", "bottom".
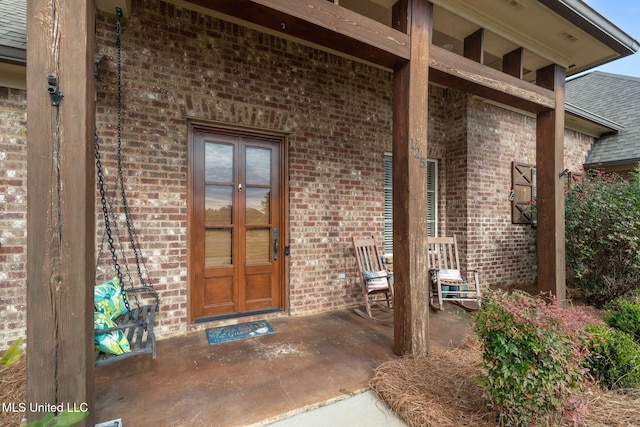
{"left": 427, "top": 236, "right": 460, "bottom": 271}
{"left": 352, "top": 236, "right": 384, "bottom": 274}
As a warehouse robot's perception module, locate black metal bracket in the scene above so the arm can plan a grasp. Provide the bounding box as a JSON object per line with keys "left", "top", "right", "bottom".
{"left": 47, "top": 75, "right": 63, "bottom": 106}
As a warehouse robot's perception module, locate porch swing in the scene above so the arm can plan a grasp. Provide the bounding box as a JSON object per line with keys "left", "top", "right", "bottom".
{"left": 93, "top": 8, "right": 159, "bottom": 367}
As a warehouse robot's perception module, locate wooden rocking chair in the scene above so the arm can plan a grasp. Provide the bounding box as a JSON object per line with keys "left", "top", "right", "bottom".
{"left": 352, "top": 236, "right": 393, "bottom": 320}
{"left": 428, "top": 235, "right": 482, "bottom": 311}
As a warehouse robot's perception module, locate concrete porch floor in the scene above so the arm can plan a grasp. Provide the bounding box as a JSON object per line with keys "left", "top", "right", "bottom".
{"left": 94, "top": 304, "right": 474, "bottom": 426}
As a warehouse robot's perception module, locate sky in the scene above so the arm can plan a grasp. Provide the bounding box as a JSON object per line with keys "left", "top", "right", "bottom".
{"left": 583, "top": 0, "right": 640, "bottom": 77}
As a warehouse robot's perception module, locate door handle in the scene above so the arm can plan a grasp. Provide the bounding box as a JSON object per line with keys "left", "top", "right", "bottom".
{"left": 273, "top": 227, "right": 279, "bottom": 260}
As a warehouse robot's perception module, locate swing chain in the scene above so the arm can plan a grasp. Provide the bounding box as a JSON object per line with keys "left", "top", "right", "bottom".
{"left": 116, "top": 11, "right": 122, "bottom": 158}
{"left": 95, "top": 133, "right": 132, "bottom": 314}
{"left": 116, "top": 10, "right": 147, "bottom": 290}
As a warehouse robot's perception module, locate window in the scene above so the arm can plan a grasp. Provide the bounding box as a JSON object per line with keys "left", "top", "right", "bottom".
{"left": 384, "top": 154, "right": 437, "bottom": 254}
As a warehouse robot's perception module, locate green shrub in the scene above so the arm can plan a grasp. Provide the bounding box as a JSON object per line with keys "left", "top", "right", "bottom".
{"left": 565, "top": 166, "right": 640, "bottom": 306}
{"left": 584, "top": 324, "right": 640, "bottom": 390}
{"left": 606, "top": 298, "right": 640, "bottom": 343}
{"left": 474, "top": 290, "right": 591, "bottom": 426}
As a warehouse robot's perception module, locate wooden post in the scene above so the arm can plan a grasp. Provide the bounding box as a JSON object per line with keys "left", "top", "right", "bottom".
{"left": 392, "top": 0, "right": 431, "bottom": 356}
{"left": 464, "top": 29, "right": 484, "bottom": 64}
{"left": 503, "top": 47, "right": 523, "bottom": 79}
{"left": 535, "top": 64, "right": 566, "bottom": 305}
{"left": 26, "top": 0, "right": 95, "bottom": 423}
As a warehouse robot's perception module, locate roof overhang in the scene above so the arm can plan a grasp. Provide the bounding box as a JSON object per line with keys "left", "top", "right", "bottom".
{"left": 584, "top": 157, "right": 640, "bottom": 171}
{"left": 0, "top": 45, "right": 26, "bottom": 65}
{"left": 426, "top": 0, "right": 639, "bottom": 81}
{"left": 565, "top": 102, "right": 624, "bottom": 138}
{"left": 539, "top": 0, "right": 640, "bottom": 64}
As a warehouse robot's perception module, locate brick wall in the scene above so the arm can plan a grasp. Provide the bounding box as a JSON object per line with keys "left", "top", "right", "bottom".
{"left": 564, "top": 128, "right": 594, "bottom": 172}
{"left": 442, "top": 89, "right": 471, "bottom": 267}
{"left": 464, "top": 99, "right": 594, "bottom": 288}
{"left": 465, "top": 99, "right": 538, "bottom": 287}
{"left": 0, "top": 87, "right": 27, "bottom": 349}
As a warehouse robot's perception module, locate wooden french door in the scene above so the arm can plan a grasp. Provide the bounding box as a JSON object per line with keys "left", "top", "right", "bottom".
{"left": 189, "top": 126, "right": 284, "bottom": 321}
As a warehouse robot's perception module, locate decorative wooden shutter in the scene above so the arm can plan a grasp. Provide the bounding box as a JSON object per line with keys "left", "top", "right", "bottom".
{"left": 512, "top": 162, "right": 535, "bottom": 224}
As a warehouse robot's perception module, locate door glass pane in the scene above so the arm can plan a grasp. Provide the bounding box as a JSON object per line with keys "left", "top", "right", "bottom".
{"left": 206, "top": 143, "right": 233, "bottom": 182}
{"left": 246, "top": 147, "right": 271, "bottom": 185}
{"left": 246, "top": 188, "right": 270, "bottom": 225}
{"left": 205, "top": 228, "right": 232, "bottom": 266}
{"left": 205, "top": 185, "right": 233, "bottom": 224}
{"left": 246, "top": 229, "right": 270, "bottom": 263}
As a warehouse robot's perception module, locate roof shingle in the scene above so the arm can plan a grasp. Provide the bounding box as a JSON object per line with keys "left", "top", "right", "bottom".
{"left": 566, "top": 71, "right": 640, "bottom": 167}
{"left": 0, "top": 0, "right": 27, "bottom": 50}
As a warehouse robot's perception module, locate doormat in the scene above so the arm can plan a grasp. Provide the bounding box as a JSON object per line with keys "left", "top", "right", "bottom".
{"left": 206, "top": 320, "right": 274, "bottom": 345}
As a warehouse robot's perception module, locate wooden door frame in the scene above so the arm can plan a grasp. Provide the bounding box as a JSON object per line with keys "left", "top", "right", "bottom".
{"left": 186, "top": 120, "right": 289, "bottom": 323}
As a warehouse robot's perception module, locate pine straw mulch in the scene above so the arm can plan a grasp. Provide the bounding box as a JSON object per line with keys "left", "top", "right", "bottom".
{"left": 371, "top": 336, "right": 640, "bottom": 427}
{"left": 1, "top": 355, "right": 26, "bottom": 427}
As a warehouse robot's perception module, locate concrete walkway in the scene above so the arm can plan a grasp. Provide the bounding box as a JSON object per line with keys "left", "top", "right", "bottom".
{"left": 264, "top": 390, "right": 407, "bottom": 426}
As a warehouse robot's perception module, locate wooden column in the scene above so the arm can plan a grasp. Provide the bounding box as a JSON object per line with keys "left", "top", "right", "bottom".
{"left": 392, "top": 0, "right": 431, "bottom": 356}
{"left": 535, "top": 64, "right": 566, "bottom": 305}
{"left": 27, "top": 0, "right": 95, "bottom": 423}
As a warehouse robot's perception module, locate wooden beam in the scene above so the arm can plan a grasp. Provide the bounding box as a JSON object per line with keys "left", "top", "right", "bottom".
{"left": 27, "top": 0, "right": 95, "bottom": 423}
{"left": 503, "top": 47, "right": 524, "bottom": 79}
{"left": 186, "top": 0, "right": 410, "bottom": 69}
{"left": 429, "top": 45, "right": 555, "bottom": 113}
{"left": 535, "top": 64, "right": 566, "bottom": 305}
{"left": 392, "top": 0, "right": 431, "bottom": 356}
{"left": 392, "top": 0, "right": 409, "bottom": 33}
{"left": 463, "top": 29, "right": 484, "bottom": 64}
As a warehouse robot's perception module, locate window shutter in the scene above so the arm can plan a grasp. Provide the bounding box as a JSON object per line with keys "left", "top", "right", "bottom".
{"left": 383, "top": 154, "right": 393, "bottom": 254}
{"left": 384, "top": 155, "right": 437, "bottom": 253}
{"left": 512, "top": 162, "right": 535, "bottom": 224}
{"left": 427, "top": 160, "right": 437, "bottom": 237}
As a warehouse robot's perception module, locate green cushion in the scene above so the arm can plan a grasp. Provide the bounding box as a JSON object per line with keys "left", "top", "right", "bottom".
{"left": 94, "top": 312, "right": 131, "bottom": 355}
{"left": 94, "top": 277, "right": 128, "bottom": 320}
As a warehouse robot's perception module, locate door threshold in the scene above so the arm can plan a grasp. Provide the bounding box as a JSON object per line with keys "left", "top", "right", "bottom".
{"left": 194, "top": 308, "right": 283, "bottom": 324}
